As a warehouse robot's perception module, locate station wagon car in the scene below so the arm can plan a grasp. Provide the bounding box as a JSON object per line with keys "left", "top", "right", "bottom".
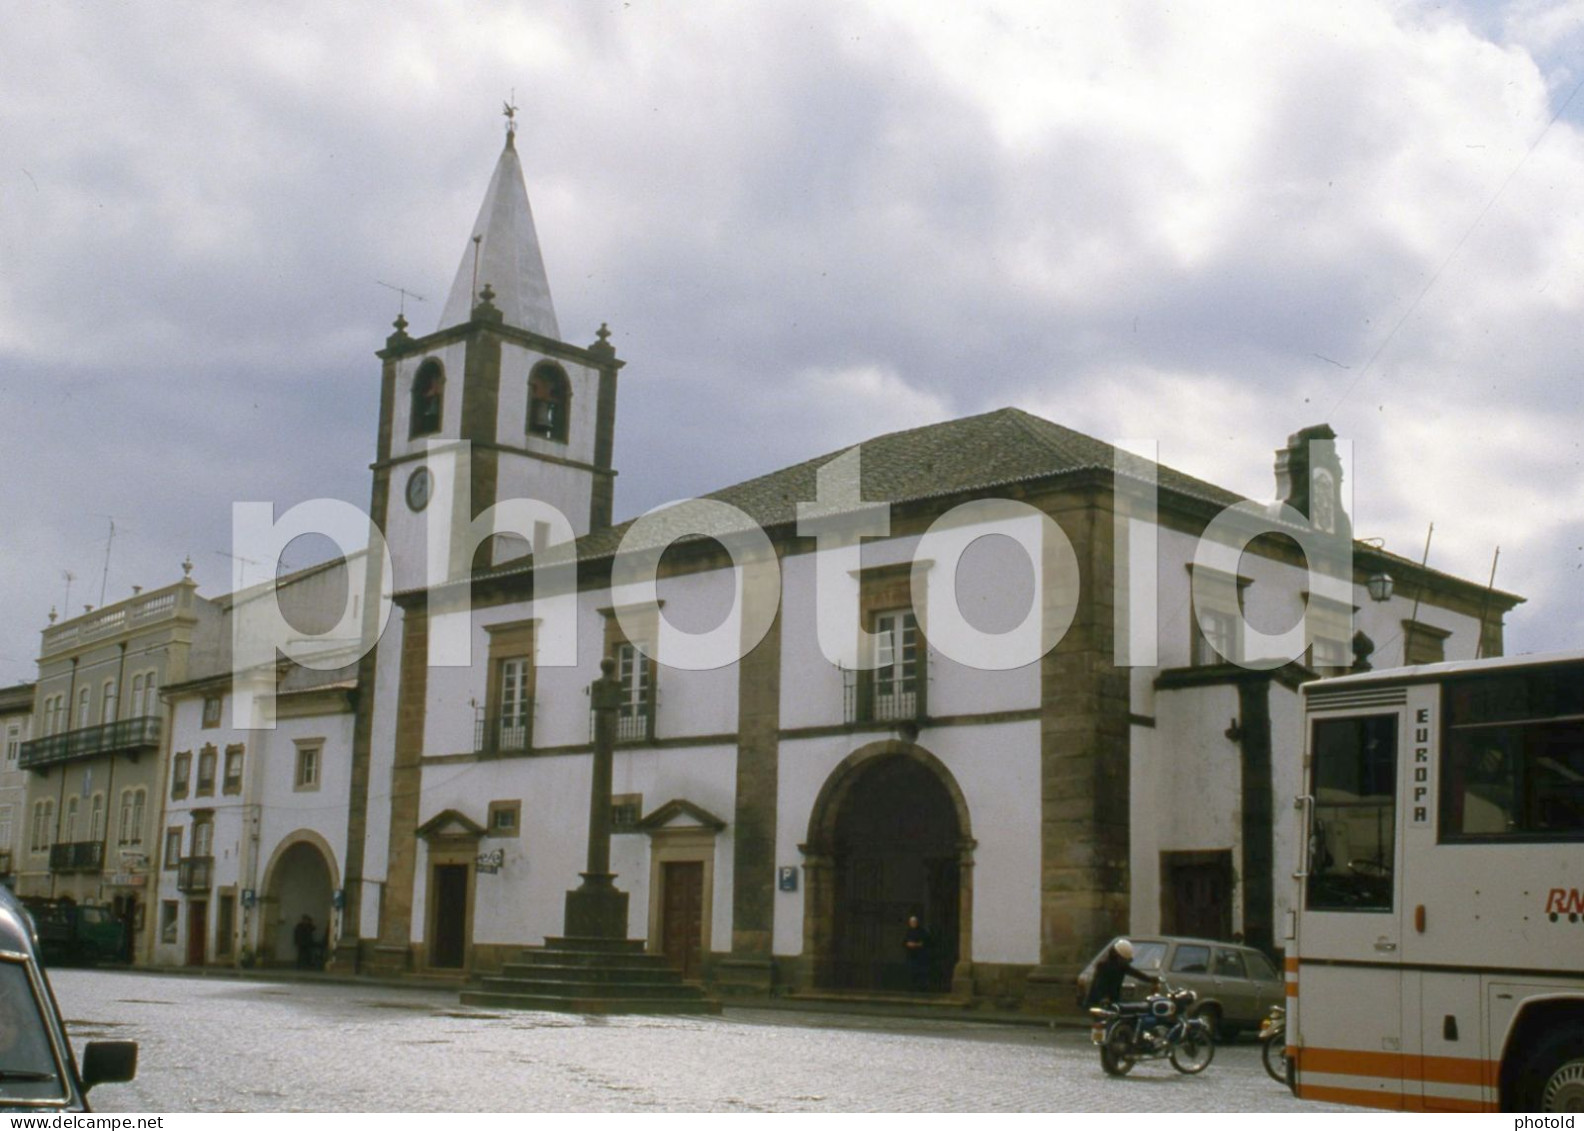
{"left": 1074, "top": 935, "right": 1284, "bottom": 1040}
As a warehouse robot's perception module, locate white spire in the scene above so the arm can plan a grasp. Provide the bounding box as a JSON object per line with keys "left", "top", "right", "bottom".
{"left": 438, "top": 130, "right": 560, "bottom": 338}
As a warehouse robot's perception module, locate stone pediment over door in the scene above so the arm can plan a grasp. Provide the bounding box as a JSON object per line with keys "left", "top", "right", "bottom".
{"left": 636, "top": 799, "right": 727, "bottom": 834}
{"left": 417, "top": 809, "right": 487, "bottom": 844}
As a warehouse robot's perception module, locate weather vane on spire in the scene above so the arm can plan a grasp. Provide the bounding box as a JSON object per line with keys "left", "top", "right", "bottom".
{"left": 503, "top": 91, "right": 518, "bottom": 141}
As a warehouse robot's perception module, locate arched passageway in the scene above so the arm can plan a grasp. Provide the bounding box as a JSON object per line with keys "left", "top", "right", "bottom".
{"left": 262, "top": 839, "right": 335, "bottom": 967}
{"left": 804, "top": 745, "right": 973, "bottom": 993}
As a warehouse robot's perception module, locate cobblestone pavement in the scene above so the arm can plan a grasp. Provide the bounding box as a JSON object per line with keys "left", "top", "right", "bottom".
{"left": 51, "top": 970, "right": 1347, "bottom": 1113}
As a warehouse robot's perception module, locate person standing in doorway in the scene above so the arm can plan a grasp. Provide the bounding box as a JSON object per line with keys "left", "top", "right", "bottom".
{"left": 293, "top": 914, "right": 316, "bottom": 970}
{"left": 903, "top": 914, "right": 930, "bottom": 992}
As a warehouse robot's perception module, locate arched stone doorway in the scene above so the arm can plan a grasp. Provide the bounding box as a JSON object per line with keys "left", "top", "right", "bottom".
{"left": 802, "top": 742, "right": 974, "bottom": 995}
{"left": 260, "top": 835, "right": 337, "bottom": 967}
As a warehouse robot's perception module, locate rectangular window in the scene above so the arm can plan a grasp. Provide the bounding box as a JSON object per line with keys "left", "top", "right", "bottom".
{"left": 1194, "top": 607, "right": 1240, "bottom": 666}
{"left": 870, "top": 609, "right": 920, "bottom": 720}
{"left": 30, "top": 801, "right": 53, "bottom": 853}
{"left": 611, "top": 793, "right": 643, "bottom": 833}
{"left": 616, "top": 641, "right": 654, "bottom": 741}
{"left": 1441, "top": 663, "right": 1584, "bottom": 841}
{"left": 202, "top": 694, "right": 222, "bottom": 729}
{"left": 487, "top": 799, "right": 521, "bottom": 838}
{"left": 6, "top": 724, "right": 19, "bottom": 764}
{"left": 89, "top": 794, "right": 104, "bottom": 841}
{"left": 1306, "top": 714, "right": 1397, "bottom": 912}
{"left": 482, "top": 621, "right": 535, "bottom": 755}
{"left": 223, "top": 746, "right": 244, "bottom": 795}
{"left": 171, "top": 751, "right": 191, "bottom": 800}
{"left": 118, "top": 788, "right": 145, "bottom": 847}
{"left": 0, "top": 805, "right": 12, "bottom": 852}
{"left": 295, "top": 743, "right": 321, "bottom": 791}
{"left": 164, "top": 828, "right": 182, "bottom": 870}
{"left": 142, "top": 674, "right": 159, "bottom": 717}
{"left": 77, "top": 688, "right": 90, "bottom": 729}
{"left": 192, "top": 819, "right": 213, "bottom": 857}
{"left": 102, "top": 679, "right": 118, "bottom": 725}
{"left": 498, "top": 658, "right": 530, "bottom": 751}
{"left": 196, "top": 746, "right": 217, "bottom": 797}
{"left": 159, "top": 901, "right": 178, "bottom": 945}
{"left": 1404, "top": 620, "right": 1450, "bottom": 667}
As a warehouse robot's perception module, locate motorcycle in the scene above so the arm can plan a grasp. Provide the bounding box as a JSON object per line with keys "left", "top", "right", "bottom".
{"left": 1089, "top": 982, "right": 1216, "bottom": 1076}
{"left": 1258, "top": 1005, "right": 1291, "bottom": 1085}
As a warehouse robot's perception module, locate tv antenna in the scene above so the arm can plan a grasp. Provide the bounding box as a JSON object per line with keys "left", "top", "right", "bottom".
{"left": 375, "top": 281, "right": 426, "bottom": 317}
{"left": 216, "top": 549, "right": 296, "bottom": 589}
{"left": 96, "top": 517, "right": 122, "bottom": 606}
{"left": 61, "top": 569, "right": 75, "bottom": 614}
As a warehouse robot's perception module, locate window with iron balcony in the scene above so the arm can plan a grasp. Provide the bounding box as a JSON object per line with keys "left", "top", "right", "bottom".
{"left": 598, "top": 607, "right": 658, "bottom": 743}
{"left": 845, "top": 564, "right": 928, "bottom": 725}
{"left": 479, "top": 621, "right": 535, "bottom": 755}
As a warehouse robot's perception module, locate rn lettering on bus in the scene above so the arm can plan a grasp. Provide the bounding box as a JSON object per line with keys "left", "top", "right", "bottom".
{"left": 1412, "top": 708, "right": 1430, "bottom": 824}
{"left": 1545, "top": 888, "right": 1584, "bottom": 915}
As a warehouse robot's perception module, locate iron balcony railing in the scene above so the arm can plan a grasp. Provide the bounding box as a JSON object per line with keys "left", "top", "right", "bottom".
{"left": 177, "top": 856, "right": 214, "bottom": 894}
{"left": 19, "top": 716, "right": 162, "bottom": 771}
{"left": 473, "top": 710, "right": 532, "bottom": 755}
{"left": 48, "top": 841, "right": 105, "bottom": 874}
{"left": 842, "top": 668, "right": 926, "bottom": 724}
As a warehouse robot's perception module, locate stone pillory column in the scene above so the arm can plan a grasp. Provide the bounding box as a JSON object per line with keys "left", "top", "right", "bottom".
{"left": 564, "top": 656, "right": 630, "bottom": 939}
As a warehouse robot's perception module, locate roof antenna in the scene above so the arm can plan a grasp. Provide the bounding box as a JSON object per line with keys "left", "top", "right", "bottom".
{"left": 97, "top": 517, "right": 118, "bottom": 607}
{"left": 375, "top": 280, "right": 426, "bottom": 317}
{"left": 61, "top": 570, "right": 75, "bottom": 616}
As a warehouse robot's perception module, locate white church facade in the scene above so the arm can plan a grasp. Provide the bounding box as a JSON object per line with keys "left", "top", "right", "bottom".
{"left": 306, "top": 123, "right": 1521, "bottom": 1009}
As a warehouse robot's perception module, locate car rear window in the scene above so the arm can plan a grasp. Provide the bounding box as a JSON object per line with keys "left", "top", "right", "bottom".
{"left": 1132, "top": 941, "right": 1167, "bottom": 970}
{"left": 1244, "top": 951, "right": 1278, "bottom": 981}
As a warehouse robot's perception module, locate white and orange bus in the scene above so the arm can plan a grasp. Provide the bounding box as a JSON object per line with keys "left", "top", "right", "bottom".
{"left": 1288, "top": 651, "right": 1584, "bottom": 1112}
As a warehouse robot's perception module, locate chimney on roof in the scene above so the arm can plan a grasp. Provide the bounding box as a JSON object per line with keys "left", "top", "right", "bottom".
{"left": 1273, "top": 423, "right": 1350, "bottom": 539}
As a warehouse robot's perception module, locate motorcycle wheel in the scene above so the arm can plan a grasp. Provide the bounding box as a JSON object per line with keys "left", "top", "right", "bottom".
{"left": 1100, "top": 1026, "right": 1136, "bottom": 1077}
{"left": 1170, "top": 1020, "right": 1216, "bottom": 1075}
{"left": 1262, "top": 1034, "right": 1291, "bottom": 1085}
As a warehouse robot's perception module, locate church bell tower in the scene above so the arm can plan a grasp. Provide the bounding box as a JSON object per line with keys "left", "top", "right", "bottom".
{"left": 370, "top": 113, "right": 624, "bottom": 593}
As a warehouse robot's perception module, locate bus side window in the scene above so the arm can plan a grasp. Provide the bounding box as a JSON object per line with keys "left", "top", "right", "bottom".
{"left": 1443, "top": 665, "right": 1584, "bottom": 840}
{"left": 1307, "top": 713, "right": 1398, "bottom": 912}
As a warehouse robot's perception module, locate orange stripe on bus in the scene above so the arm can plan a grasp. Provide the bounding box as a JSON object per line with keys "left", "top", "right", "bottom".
{"left": 1296, "top": 1046, "right": 1494, "bottom": 1087}
{"left": 1285, "top": 981, "right": 1298, "bottom": 997}
{"left": 1298, "top": 1083, "right": 1496, "bottom": 1113}
{"left": 1285, "top": 956, "right": 1299, "bottom": 972}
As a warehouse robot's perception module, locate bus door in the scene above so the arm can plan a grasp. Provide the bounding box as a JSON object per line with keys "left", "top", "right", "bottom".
{"left": 1296, "top": 708, "right": 1407, "bottom": 1107}
{"left": 1397, "top": 687, "right": 1494, "bottom": 1111}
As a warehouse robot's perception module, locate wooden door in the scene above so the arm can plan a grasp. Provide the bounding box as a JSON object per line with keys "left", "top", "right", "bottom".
{"left": 430, "top": 864, "right": 468, "bottom": 969}
{"left": 1163, "top": 851, "right": 1232, "bottom": 940}
{"left": 660, "top": 861, "right": 704, "bottom": 980}
{"left": 186, "top": 901, "right": 207, "bottom": 967}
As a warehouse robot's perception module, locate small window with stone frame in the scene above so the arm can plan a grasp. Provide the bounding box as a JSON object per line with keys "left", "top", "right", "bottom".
{"left": 487, "top": 799, "right": 521, "bottom": 838}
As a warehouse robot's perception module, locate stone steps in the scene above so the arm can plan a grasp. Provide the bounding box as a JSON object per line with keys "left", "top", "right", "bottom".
{"left": 460, "top": 935, "right": 721, "bottom": 1016}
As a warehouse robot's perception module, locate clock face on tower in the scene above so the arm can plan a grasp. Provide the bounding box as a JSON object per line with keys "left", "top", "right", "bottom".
{"left": 405, "top": 466, "right": 433, "bottom": 512}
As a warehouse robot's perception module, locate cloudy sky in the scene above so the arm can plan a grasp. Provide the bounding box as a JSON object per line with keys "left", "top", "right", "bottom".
{"left": 3, "top": 0, "right": 1583, "bottom": 686}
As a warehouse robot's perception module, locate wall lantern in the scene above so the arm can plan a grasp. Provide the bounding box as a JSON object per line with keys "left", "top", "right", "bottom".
{"left": 1367, "top": 573, "right": 1394, "bottom": 602}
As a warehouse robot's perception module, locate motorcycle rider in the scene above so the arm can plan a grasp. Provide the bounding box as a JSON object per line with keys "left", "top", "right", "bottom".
{"left": 1086, "top": 939, "right": 1167, "bottom": 1047}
